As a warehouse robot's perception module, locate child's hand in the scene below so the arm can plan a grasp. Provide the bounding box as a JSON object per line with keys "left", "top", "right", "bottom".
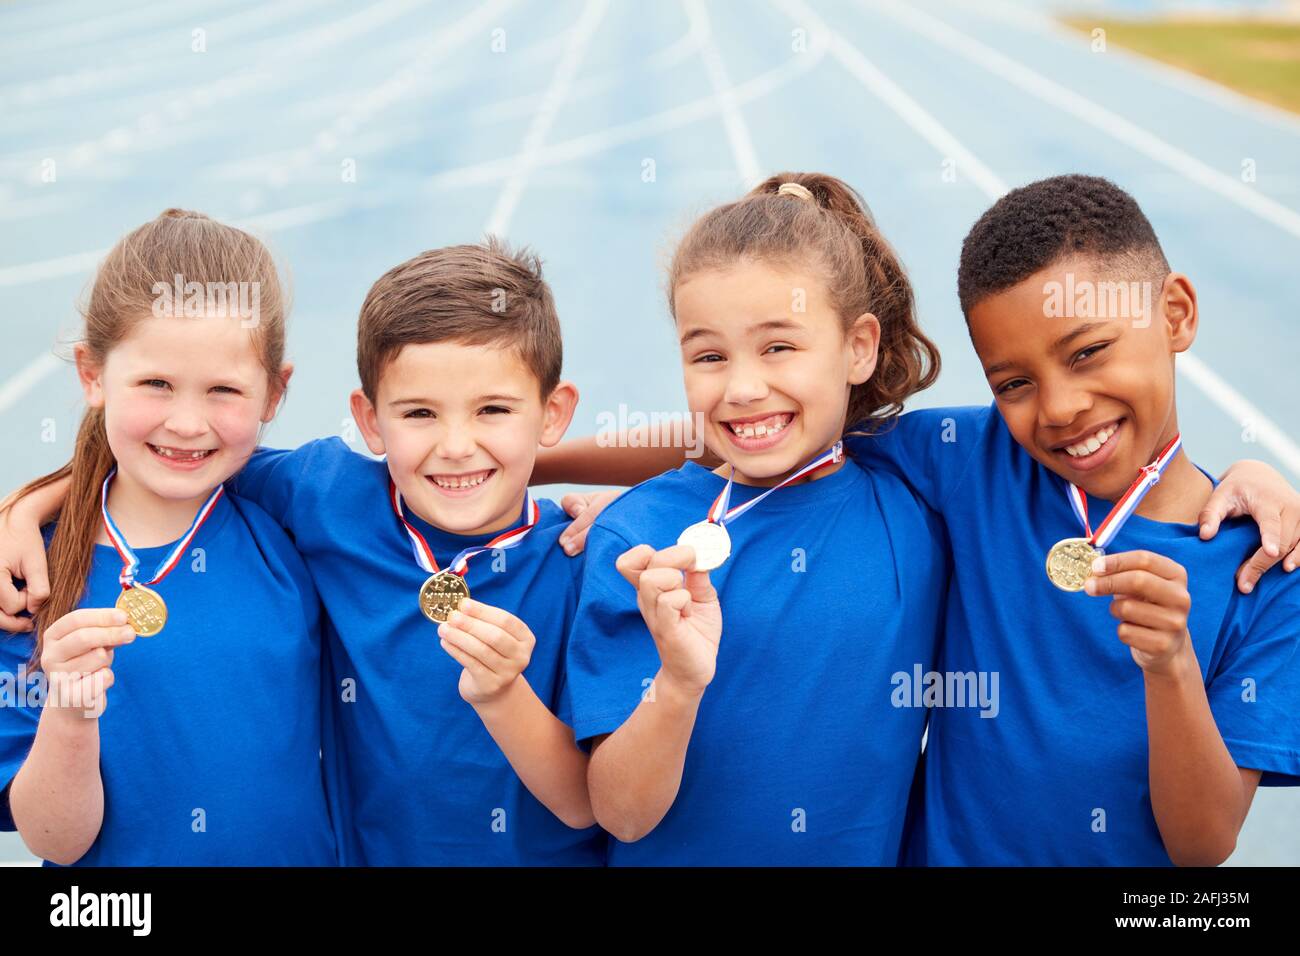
{"left": 1084, "top": 551, "right": 1196, "bottom": 678}
{"left": 1201, "top": 459, "right": 1300, "bottom": 593}
{"left": 616, "top": 544, "right": 721, "bottom": 696}
{"left": 437, "top": 598, "right": 536, "bottom": 705}
{"left": 0, "top": 503, "right": 52, "bottom": 632}
{"left": 558, "top": 489, "right": 623, "bottom": 556}
{"left": 40, "top": 607, "right": 136, "bottom": 719}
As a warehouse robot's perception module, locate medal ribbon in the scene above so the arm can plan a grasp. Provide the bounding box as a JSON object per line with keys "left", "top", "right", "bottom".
{"left": 1064, "top": 433, "right": 1182, "bottom": 550}
{"left": 100, "top": 467, "right": 225, "bottom": 589}
{"left": 704, "top": 441, "right": 844, "bottom": 526}
{"left": 389, "top": 481, "right": 540, "bottom": 578}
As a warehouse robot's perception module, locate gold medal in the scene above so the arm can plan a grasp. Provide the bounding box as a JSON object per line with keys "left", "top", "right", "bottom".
{"left": 116, "top": 584, "right": 168, "bottom": 636}
{"left": 419, "top": 570, "right": 470, "bottom": 623}
{"left": 1045, "top": 537, "right": 1099, "bottom": 592}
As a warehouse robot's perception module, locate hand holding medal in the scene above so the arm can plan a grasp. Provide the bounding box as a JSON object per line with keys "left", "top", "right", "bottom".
{"left": 1083, "top": 550, "right": 1195, "bottom": 677}
{"left": 1046, "top": 434, "right": 1182, "bottom": 592}
{"left": 101, "top": 468, "right": 224, "bottom": 636}
{"left": 435, "top": 598, "right": 538, "bottom": 704}
{"left": 38, "top": 606, "right": 136, "bottom": 719}
{"left": 616, "top": 543, "right": 722, "bottom": 696}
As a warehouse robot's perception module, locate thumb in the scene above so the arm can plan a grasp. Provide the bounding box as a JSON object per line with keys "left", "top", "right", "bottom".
{"left": 1198, "top": 494, "right": 1231, "bottom": 540}
{"left": 684, "top": 569, "right": 717, "bottom": 605}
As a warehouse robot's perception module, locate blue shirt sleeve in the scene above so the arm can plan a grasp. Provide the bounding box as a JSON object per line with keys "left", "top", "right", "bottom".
{"left": 228, "top": 446, "right": 302, "bottom": 532}
{"left": 1208, "top": 574, "right": 1300, "bottom": 786}
{"left": 843, "top": 405, "right": 991, "bottom": 514}
{"left": 0, "top": 632, "right": 41, "bottom": 831}
{"left": 564, "top": 523, "right": 660, "bottom": 744}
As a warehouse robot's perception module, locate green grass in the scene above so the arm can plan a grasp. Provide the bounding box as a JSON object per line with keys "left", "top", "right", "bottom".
{"left": 1061, "top": 17, "right": 1300, "bottom": 115}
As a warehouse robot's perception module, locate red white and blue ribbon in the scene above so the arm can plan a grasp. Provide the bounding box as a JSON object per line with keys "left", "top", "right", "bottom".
{"left": 389, "top": 481, "right": 540, "bottom": 578}
{"left": 100, "top": 467, "right": 225, "bottom": 589}
{"left": 705, "top": 440, "right": 844, "bottom": 527}
{"left": 1065, "top": 433, "right": 1182, "bottom": 551}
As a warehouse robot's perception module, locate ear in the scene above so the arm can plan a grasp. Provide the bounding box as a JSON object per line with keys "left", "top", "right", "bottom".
{"left": 846, "top": 312, "right": 882, "bottom": 386}
{"left": 1162, "top": 273, "right": 1198, "bottom": 353}
{"left": 74, "top": 343, "right": 105, "bottom": 408}
{"left": 538, "top": 381, "right": 579, "bottom": 448}
{"left": 261, "top": 362, "right": 294, "bottom": 423}
{"left": 349, "top": 387, "right": 387, "bottom": 456}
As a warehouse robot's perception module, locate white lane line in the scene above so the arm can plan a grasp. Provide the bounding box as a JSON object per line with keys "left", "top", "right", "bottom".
{"left": 868, "top": 0, "right": 1300, "bottom": 241}
{"left": 772, "top": 0, "right": 1300, "bottom": 477}
{"left": 0, "top": 353, "right": 62, "bottom": 416}
{"left": 484, "top": 0, "right": 609, "bottom": 237}
{"left": 771, "top": 0, "right": 1009, "bottom": 199}
{"left": 1177, "top": 354, "right": 1300, "bottom": 476}
{"left": 684, "top": 0, "right": 763, "bottom": 189}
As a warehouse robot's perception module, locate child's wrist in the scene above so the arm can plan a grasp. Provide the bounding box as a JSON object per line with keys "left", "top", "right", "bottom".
{"left": 1142, "top": 635, "right": 1200, "bottom": 685}
{"left": 654, "top": 667, "right": 708, "bottom": 705}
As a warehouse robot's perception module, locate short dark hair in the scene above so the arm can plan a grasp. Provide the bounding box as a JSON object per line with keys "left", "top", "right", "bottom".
{"left": 357, "top": 237, "right": 562, "bottom": 401}
{"left": 957, "top": 175, "right": 1170, "bottom": 316}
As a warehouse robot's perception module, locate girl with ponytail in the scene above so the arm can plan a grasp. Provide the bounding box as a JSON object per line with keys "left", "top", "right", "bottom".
{"left": 0, "top": 209, "right": 335, "bottom": 866}
{"left": 560, "top": 172, "right": 950, "bottom": 864}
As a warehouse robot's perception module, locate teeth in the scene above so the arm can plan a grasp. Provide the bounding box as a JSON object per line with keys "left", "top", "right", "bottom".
{"left": 432, "top": 471, "right": 491, "bottom": 489}
{"left": 728, "top": 413, "right": 792, "bottom": 439}
{"left": 1064, "top": 422, "right": 1119, "bottom": 458}
{"left": 152, "top": 445, "right": 211, "bottom": 461}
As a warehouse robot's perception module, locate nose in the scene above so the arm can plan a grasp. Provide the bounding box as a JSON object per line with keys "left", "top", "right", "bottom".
{"left": 1037, "top": 374, "right": 1093, "bottom": 430}
{"left": 433, "top": 421, "right": 476, "bottom": 462}
{"left": 721, "top": 358, "right": 771, "bottom": 408}
{"left": 163, "top": 397, "right": 209, "bottom": 440}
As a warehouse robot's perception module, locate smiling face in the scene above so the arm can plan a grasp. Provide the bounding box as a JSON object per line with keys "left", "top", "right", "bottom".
{"left": 351, "top": 340, "right": 577, "bottom": 536}
{"left": 673, "top": 259, "right": 879, "bottom": 486}
{"left": 79, "top": 313, "right": 284, "bottom": 511}
{"left": 970, "top": 254, "right": 1195, "bottom": 502}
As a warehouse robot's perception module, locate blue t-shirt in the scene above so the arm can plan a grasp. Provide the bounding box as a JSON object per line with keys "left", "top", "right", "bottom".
{"left": 233, "top": 438, "right": 606, "bottom": 866}
{"left": 566, "top": 457, "right": 949, "bottom": 865}
{"left": 846, "top": 404, "right": 1300, "bottom": 865}
{"left": 0, "top": 492, "right": 336, "bottom": 866}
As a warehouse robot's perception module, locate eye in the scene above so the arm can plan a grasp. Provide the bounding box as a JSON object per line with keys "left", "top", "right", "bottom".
{"left": 764, "top": 343, "right": 795, "bottom": 355}
{"left": 996, "top": 378, "right": 1029, "bottom": 396}
{"left": 211, "top": 385, "right": 242, "bottom": 395}
{"left": 480, "top": 406, "right": 511, "bottom": 415}
{"left": 1072, "top": 342, "right": 1110, "bottom": 365}
{"left": 403, "top": 408, "right": 433, "bottom": 419}
{"left": 692, "top": 353, "right": 724, "bottom": 364}
{"left": 142, "top": 379, "right": 171, "bottom": 390}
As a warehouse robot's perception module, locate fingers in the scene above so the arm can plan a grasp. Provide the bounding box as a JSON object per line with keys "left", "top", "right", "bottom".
{"left": 43, "top": 607, "right": 130, "bottom": 644}
{"left": 452, "top": 599, "right": 534, "bottom": 646}
{"left": 1085, "top": 552, "right": 1189, "bottom": 610}
{"left": 1197, "top": 493, "right": 1228, "bottom": 541}
{"left": 46, "top": 626, "right": 137, "bottom": 667}
{"left": 654, "top": 585, "right": 691, "bottom": 636}
{"left": 22, "top": 552, "right": 50, "bottom": 610}
{"left": 560, "top": 492, "right": 590, "bottom": 520}
{"left": 438, "top": 635, "right": 497, "bottom": 686}
{"left": 1107, "top": 596, "right": 1187, "bottom": 632}
{"left": 0, "top": 572, "right": 24, "bottom": 617}
{"left": 1114, "top": 621, "right": 1177, "bottom": 656}
{"left": 1285, "top": 540, "right": 1300, "bottom": 575}
{"left": 683, "top": 569, "right": 717, "bottom": 605}
{"left": 437, "top": 620, "right": 512, "bottom": 671}
{"left": 616, "top": 544, "right": 655, "bottom": 588}
{"left": 1235, "top": 546, "right": 1279, "bottom": 594}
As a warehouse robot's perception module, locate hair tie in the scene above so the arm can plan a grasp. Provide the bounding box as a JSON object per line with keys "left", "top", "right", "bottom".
{"left": 776, "top": 182, "right": 814, "bottom": 201}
